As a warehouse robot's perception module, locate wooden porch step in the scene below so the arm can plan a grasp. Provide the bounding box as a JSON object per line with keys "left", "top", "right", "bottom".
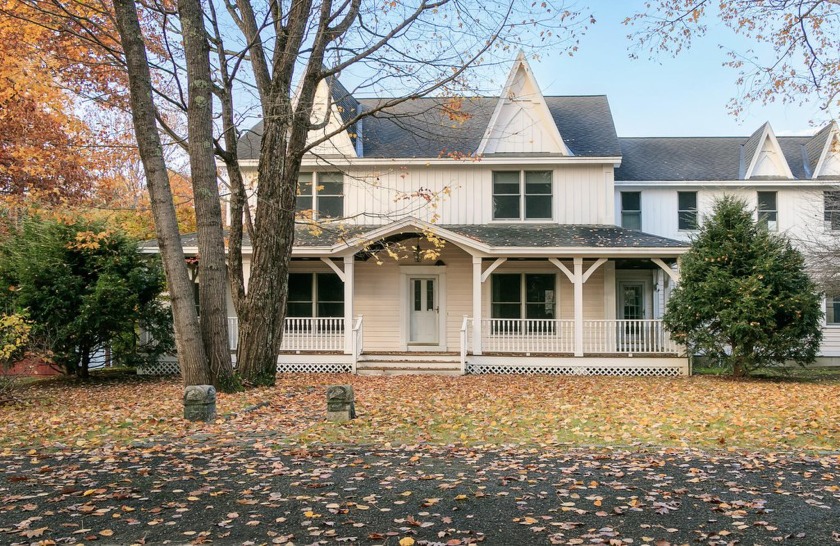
{"left": 359, "top": 353, "right": 461, "bottom": 364}
{"left": 356, "top": 366, "right": 462, "bottom": 376}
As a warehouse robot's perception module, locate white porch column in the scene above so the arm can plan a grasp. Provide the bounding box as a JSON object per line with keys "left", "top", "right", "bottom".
{"left": 573, "top": 257, "right": 584, "bottom": 357}
{"left": 343, "top": 256, "right": 355, "bottom": 355}
{"left": 472, "top": 256, "right": 482, "bottom": 355}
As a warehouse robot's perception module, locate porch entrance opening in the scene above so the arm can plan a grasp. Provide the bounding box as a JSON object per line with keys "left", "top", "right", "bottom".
{"left": 409, "top": 276, "right": 439, "bottom": 345}
{"left": 618, "top": 280, "right": 649, "bottom": 351}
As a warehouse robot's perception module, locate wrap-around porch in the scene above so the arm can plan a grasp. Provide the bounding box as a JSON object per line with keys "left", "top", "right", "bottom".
{"left": 226, "top": 220, "right": 689, "bottom": 375}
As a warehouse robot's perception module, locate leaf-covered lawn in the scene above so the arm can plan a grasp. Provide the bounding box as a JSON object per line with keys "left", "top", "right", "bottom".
{"left": 2, "top": 373, "right": 839, "bottom": 451}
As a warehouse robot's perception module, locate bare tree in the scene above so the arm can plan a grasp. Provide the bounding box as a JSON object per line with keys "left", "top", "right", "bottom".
{"left": 221, "top": 0, "right": 589, "bottom": 384}
{"left": 625, "top": 0, "right": 840, "bottom": 116}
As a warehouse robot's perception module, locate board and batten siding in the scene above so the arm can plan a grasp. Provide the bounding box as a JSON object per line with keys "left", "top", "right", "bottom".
{"left": 235, "top": 163, "right": 614, "bottom": 226}
{"left": 614, "top": 186, "right": 827, "bottom": 243}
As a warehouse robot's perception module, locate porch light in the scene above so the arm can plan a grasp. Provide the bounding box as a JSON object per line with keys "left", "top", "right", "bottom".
{"left": 413, "top": 237, "right": 423, "bottom": 262}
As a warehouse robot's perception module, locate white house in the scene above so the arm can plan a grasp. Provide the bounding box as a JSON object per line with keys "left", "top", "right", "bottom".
{"left": 145, "top": 54, "right": 840, "bottom": 376}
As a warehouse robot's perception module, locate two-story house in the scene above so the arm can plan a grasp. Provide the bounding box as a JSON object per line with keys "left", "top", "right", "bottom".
{"left": 219, "top": 54, "right": 689, "bottom": 376}
{"left": 147, "top": 54, "right": 840, "bottom": 376}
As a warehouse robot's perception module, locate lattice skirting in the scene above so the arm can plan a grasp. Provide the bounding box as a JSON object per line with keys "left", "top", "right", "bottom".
{"left": 276, "top": 362, "right": 352, "bottom": 374}
{"left": 466, "top": 363, "right": 685, "bottom": 376}
{"left": 138, "top": 360, "right": 352, "bottom": 376}
{"left": 138, "top": 359, "right": 181, "bottom": 375}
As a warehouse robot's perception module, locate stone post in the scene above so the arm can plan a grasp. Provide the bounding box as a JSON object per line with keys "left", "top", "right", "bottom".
{"left": 184, "top": 385, "right": 217, "bottom": 421}
{"left": 326, "top": 385, "right": 355, "bottom": 422}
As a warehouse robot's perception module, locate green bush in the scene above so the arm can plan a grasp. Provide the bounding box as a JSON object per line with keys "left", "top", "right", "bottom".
{"left": 0, "top": 218, "right": 173, "bottom": 377}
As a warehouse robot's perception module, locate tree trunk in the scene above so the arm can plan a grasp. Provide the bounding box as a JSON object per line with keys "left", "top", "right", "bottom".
{"left": 112, "top": 0, "right": 210, "bottom": 386}
{"left": 79, "top": 348, "right": 90, "bottom": 379}
{"left": 235, "top": 111, "right": 300, "bottom": 385}
{"left": 176, "top": 0, "right": 237, "bottom": 391}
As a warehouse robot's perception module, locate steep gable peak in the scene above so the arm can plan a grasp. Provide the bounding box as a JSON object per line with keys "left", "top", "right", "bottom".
{"left": 305, "top": 76, "right": 359, "bottom": 158}
{"left": 476, "top": 52, "right": 570, "bottom": 156}
{"left": 809, "top": 121, "right": 840, "bottom": 178}
{"left": 741, "top": 122, "right": 793, "bottom": 179}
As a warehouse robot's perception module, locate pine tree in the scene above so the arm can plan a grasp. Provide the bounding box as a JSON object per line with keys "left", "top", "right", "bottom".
{"left": 664, "top": 196, "right": 823, "bottom": 377}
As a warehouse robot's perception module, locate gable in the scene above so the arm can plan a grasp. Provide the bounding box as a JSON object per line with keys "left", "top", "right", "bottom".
{"left": 811, "top": 122, "right": 840, "bottom": 178}
{"left": 742, "top": 123, "right": 793, "bottom": 179}
{"left": 477, "top": 53, "right": 570, "bottom": 156}
{"left": 305, "top": 79, "right": 358, "bottom": 158}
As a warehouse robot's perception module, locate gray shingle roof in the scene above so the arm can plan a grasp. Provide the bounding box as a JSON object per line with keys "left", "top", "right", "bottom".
{"left": 237, "top": 95, "right": 620, "bottom": 159}
{"left": 142, "top": 223, "right": 685, "bottom": 252}
{"left": 805, "top": 123, "right": 832, "bottom": 177}
{"left": 615, "top": 135, "right": 814, "bottom": 181}
{"left": 442, "top": 224, "right": 685, "bottom": 249}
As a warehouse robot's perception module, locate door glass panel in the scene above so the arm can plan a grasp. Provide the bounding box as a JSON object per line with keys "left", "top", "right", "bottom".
{"left": 622, "top": 285, "right": 644, "bottom": 320}
{"left": 414, "top": 280, "right": 421, "bottom": 311}
{"left": 426, "top": 280, "right": 434, "bottom": 310}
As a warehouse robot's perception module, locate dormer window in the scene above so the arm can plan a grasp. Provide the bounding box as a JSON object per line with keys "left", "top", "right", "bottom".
{"left": 492, "top": 171, "right": 552, "bottom": 220}
{"left": 296, "top": 172, "right": 344, "bottom": 220}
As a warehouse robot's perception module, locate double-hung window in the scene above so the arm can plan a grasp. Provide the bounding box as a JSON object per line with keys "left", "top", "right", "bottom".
{"left": 757, "top": 191, "right": 778, "bottom": 231}
{"left": 287, "top": 273, "right": 344, "bottom": 318}
{"left": 621, "top": 191, "right": 642, "bottom": 230}
{"left": 824, "top": 191, "right": 840, "bottom": 230}
{"left": 678, "top": 191, "right": 698, "bottom": 230}
{"left": 827, "top": 296, "right": 840, "bottom": 325}
{"left": 296, "top": 172, "right": 344, "bottom": 219}
{"left": 491, "top": 273, "right": 556, "bottom": 332}
{"left": 492, "top": 171, "right": 552, "bottom": 220}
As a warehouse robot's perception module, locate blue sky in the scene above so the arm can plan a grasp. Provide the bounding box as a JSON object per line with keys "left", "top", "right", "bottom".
{"left": 521, "top": 2, "right": 828, "bottom": 137}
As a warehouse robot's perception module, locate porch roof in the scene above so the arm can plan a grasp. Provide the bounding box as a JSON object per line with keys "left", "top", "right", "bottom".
{"left": 142, "top": 220, "right": 687, "bottom": 257}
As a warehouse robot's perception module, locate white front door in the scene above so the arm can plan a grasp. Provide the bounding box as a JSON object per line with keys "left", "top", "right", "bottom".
{"left": 409, "top": 277, "right": 438, "bottom": 344}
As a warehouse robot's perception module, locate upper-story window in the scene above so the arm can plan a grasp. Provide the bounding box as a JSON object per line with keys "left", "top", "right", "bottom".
{"left": 757, "top": 191, "right": 778, "bottom": 231}
{"left": 297, "top": 172, "right": 344, "bottom": 219}
{"left": 824, "top": 191, "right": 840, "bottom": 230}
{"left": 492, "top": 171, "right": 552, "bottom": 220}
{"left": 678, "top": 191, "right": 698, "bottom": 230}
{"left": 620, "top": 191, "right": 642, "bottom": 230}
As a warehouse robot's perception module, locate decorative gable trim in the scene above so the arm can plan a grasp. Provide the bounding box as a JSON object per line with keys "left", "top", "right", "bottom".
{"left": 305, "top": 78, "right": 358, "bottom": 158}
{"left": 476, "top": 52, "right": 570, "bottom": 156}
{"left": 741, "top": 122, "right": 793, "bottom": 180}
{"left": 812, "top": 121, "right": 840, "bottom": 178}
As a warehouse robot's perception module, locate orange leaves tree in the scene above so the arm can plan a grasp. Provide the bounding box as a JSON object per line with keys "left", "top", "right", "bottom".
{"left": 0, "top": 0, "right": 99, "bottom": 202}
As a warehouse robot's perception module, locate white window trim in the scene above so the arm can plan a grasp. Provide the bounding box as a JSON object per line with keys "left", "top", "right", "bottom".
{"left": 490, "top": 272, "right": 558, "bottom": 320}
{"left": 491, "top": 170, "right": 554, "bottom": 222}
{"left": 288, "top": 272, "right": 344, "bottom": 318}
{"left": 297, "top": 172, "right": 344, "bottom": 221}
{"left": 620, "top": 191, "right": 642, "bottom": 230}
{"left": 677, "top": 191, "right": 699, "bottom": 232}
{"left": 757, "top": 190, "right": 778, "bottom": 231}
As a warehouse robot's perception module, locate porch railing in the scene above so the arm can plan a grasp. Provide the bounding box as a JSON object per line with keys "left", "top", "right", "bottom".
{"left": 479, "top": 318, "right": 576, "bottom": 353}
{"left": 351, "top": 315, "right": 364, "bottom": 373}
{"left": 584, "top": 319, "right": 679, "bottom": 354}
{"left": 227, "top": 316, "right": 345, "bottom": 352}
{"left": 472, "top": 318, "right": 678, "bottom": 355}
